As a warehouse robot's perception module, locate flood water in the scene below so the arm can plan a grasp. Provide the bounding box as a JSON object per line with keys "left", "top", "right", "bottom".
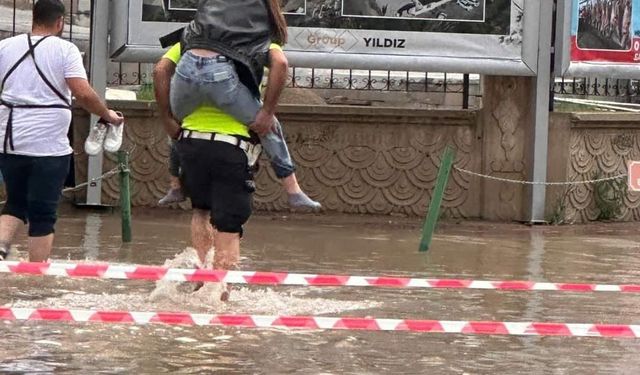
{"left": 2, "top": 206, "right": 640, "bottom": 374}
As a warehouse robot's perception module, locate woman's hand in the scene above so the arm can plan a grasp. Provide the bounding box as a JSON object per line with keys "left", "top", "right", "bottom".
{"left": 250, "top": 109, "right": 276, "bottom": 136}
{"left": 163, "top": 115, "right": 182, "bottom": 139}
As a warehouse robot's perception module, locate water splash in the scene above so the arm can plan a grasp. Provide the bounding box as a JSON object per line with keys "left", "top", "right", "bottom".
{"left": 7, "top": 247, "right": 382, "bottom": 315}
{"left": 147, "top": 247, "right": 382, "bottom": 315}
{"left": 149, "top": 247, "right": 226, "bottom": 308}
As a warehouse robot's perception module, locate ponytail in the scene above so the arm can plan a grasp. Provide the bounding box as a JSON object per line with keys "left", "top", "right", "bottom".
{"left": 266, "top": 0, "right": 288, "bottom": 44}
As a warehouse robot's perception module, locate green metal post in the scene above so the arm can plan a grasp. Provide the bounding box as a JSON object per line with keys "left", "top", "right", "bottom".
{"left": 419, "top": 145, "right": 456, "bottom": 252}
{"left": 118, "top": 151, "right": 132, "bottom": 243}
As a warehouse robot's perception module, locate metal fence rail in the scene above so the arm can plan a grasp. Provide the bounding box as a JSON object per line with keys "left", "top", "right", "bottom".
{"left": 0, "top": 0, "right": 89, "bottom": 42}
{"left": 288, "top": 67, "right": 472, "bottom": 92}
{"left": 553, "top": 76, "right": 640, "bottom": 101}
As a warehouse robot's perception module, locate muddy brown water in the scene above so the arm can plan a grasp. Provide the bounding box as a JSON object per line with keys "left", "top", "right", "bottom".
{"left": 1, "top": 207, "right": 640, "bottom": 374}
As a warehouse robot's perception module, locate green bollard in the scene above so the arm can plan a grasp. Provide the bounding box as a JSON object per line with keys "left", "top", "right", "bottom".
{"left": 419, "top": 145, "right": 456, "bottom": 252}
{"left": 118, "top": 150, "right": 132, "bottom": 243}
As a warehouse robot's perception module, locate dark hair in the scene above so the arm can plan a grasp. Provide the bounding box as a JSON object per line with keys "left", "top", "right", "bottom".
{"left": 266, "top": 0, "right": 288, "bottom": 44}
{"left": 33, "top": 0, "right": 65, "bottom": 26}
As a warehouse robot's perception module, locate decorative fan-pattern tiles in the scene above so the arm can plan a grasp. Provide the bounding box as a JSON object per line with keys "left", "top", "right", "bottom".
{"left": 253, "top": 110, "right": 479, "bottom": 217}
{"left": 69, "top": 104, "right": 640, "bottom": 223}
{"left": 73, "top": 105, "right": 479, "bottom": 218}
{"left": 565, "top": 128, "right": 640, "bottom": 223}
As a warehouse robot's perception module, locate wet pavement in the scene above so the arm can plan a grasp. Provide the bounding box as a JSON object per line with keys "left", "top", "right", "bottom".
{"left": 2, "top": 206, "right": 640, "bottom": 374}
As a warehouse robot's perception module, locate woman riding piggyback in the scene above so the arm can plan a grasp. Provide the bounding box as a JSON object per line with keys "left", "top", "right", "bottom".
{"left": 178, "top": 0, "right": 283, "bottom": 100}
{"left": 170, "top": 0, "right": 322, "bottom": 210}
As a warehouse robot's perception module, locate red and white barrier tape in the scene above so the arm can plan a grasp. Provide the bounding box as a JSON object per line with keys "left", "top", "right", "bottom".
{"left": 1, "top": 261, "right": 638, "bottom": 293}
{"left": 1, "top": 307, "right": 638, "bottom": 338}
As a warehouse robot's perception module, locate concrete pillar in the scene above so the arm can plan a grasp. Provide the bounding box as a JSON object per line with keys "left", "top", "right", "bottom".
{"left": 480, "top": 76, "right": 534, "bottom": 221}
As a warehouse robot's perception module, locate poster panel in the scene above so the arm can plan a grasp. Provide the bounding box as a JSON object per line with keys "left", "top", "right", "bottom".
{"left": 557, "top": 0, "right": 640, "bottom": 77}
{"left": 111, "top": 0, "right": 540, "bottom": 75}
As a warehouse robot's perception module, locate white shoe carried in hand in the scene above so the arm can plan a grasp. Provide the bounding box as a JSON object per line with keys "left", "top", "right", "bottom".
{"left": 104, "top": 120, "right": 124, "bottom": 153}
{"left": 84, "top": 120, "right": 108, "bottom": 156}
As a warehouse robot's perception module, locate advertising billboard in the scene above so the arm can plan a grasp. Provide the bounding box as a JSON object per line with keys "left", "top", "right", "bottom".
{"left": 111, "top": 0, "right": 541, "bottom": 75}
{"left": 556, "top": 0, "right": 640, "bottom": 77}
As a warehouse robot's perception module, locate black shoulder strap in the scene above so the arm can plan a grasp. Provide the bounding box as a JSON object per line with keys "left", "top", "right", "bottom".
{"left": 0, "top": 35, "right": 51, "bottom": 94}
{"left": 0, "top": 35, "right": 73, "bottom": 154}
{"left": 26, "top": 35, "right": 71, "bottom": 106}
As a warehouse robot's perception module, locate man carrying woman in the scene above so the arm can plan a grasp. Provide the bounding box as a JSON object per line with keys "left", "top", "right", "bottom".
{"left": 155, "top": 0, "right": 313, "bottom": 300}
{"left": 158, "top": 0, "right": 321, "bottom": 212}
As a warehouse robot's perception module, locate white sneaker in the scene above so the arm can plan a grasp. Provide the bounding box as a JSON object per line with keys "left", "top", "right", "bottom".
{"left": 104, "top": 121, "right": 124, "bottom": 153}
{"left": 84, "top": 120, "right": 108, "bottom": 156}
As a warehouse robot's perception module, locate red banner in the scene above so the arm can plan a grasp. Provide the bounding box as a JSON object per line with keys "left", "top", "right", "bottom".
{"left": 571, "top": 36, "right": 640, "bottom": 63}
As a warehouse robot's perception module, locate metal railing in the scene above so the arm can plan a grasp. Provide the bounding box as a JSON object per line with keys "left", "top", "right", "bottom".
{"left": 288, "top": 67, "right": 474, "bottom": 94}
{"left": 0, "top": 0, "right": 89, "bottom": 41}
{"left": 553, "top": 77, "right": 640, "bottom": 102}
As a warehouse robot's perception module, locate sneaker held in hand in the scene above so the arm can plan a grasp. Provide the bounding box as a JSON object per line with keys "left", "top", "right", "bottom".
{"left": 104, "top": 121, "right": 124, "bottom": 153}
{"left": 84, "top": 120, "right": 108, "bottom": 156}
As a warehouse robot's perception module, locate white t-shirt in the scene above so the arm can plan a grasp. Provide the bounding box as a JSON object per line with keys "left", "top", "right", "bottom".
{"left": 0, "top": 34, "right": 87, "bottom": 156}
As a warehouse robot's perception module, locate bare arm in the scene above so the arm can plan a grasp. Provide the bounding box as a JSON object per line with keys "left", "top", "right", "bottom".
{"left": 66, "top": 78, "right": 122, "bottom": 124}
{"left": 250, "top": 48, "right": 289, "bottom": 136}
{"left": 262, "top": 48, "right": 289, "bottom": 115}
{"left": 153, "top": 58, "right": 181, "bottom": 139}
{"left": 153, "top": 58, "right": 175, "bottom": 117}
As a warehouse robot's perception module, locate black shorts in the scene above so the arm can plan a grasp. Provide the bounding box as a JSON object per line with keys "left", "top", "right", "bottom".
{"left": 177, "top": 138, "right": 253, "bottom": 234}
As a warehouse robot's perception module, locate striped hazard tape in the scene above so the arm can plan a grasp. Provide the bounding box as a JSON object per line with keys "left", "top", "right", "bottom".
{"left": 1, "top": 307, "right": 638, "bottom": 338}
{"left": 0, "top": 261, "right": 638, "bottom": 293}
